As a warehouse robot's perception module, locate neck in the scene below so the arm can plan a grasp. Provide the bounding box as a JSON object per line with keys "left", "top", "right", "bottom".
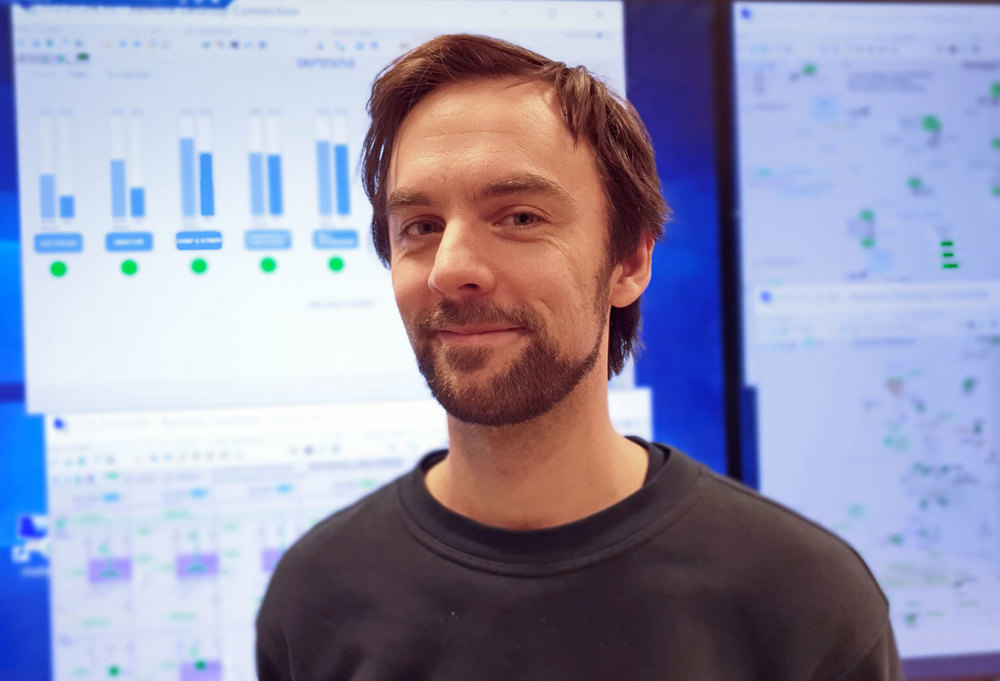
{"left": 423, "top": 367, "right": 649, "bottom": 530}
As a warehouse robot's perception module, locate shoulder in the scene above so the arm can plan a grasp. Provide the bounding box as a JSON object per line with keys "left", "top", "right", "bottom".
{"left": 701, "top": 469, "right": 885, "bottom": 602}
{"left": 271, "top": 476, "right": 402, "bottom": 588}
{"left": 256, "top": 475, "right": 404, "bottom": 629}
{"left": 663, "top": 450, "right": 895, "bottom": 678}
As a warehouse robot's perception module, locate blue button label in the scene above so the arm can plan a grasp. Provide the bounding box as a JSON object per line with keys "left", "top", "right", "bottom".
{"left": 35, "top": 232, "right": 83, "bottom": 253}
{"left": 313, "top": 229, "right": 359, "bottom": 250}
{"left": 106, "top": 231, "right": 154, "bottom": 252}
{"left": 176, "top": 231, "right": 223, "bottom": 250}
{"left": 245, "top": 229, "right": 292, "bottom": 250}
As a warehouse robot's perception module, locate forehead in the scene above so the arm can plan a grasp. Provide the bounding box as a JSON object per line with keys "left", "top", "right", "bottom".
{"left": 386, "top": 77, "right": 601, "bottom": 197}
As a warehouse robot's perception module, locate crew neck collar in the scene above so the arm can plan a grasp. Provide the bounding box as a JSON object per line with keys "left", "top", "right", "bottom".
{"left": 395, "top": 437, "right": 704, "bottom": 575}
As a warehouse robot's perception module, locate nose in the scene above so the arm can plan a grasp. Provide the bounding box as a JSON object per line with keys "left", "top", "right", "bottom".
{"left": 427, "top": 219, "right": 496, "bottom": 300}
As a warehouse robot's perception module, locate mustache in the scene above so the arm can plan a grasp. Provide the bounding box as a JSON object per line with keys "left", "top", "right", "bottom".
{"left": 416, "top": 300, "right": 541, "bottom": 334}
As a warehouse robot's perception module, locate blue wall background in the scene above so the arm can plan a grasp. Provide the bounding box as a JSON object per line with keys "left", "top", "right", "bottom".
{"left": 629, "top": 1, "right": 726, "bottom": 474}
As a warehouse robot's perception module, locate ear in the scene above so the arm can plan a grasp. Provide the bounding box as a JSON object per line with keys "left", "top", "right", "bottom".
{"left": 609, "top": 233, "right": 654, "bottom": 308}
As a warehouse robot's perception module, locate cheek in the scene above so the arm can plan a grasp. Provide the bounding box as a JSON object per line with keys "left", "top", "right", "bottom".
{"left": 391, "top": 264, "right": 427, "bottom": 319}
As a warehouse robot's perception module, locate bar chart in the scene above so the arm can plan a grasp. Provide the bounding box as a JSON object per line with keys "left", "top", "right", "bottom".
{"left": 38, "top": 112, "right": 76, "bottom": 222}
{"left": 179, "top": 112, "right": 215, "bottom": 219}
{"left": 109, "top": 111, "right": 147, "bottom": 222}
{"left": 315, "top": 111, "right": 351, "bottom": 218}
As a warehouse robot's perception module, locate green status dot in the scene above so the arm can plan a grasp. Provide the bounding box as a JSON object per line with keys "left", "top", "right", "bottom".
{"left": 328, "top": 256, "right": 345, "bottom": 272}
{"left": 803, "top": 63, "right": 817, "bottom": 76}
{"left": 992, "top": 82, "right": 1000, "bottom": 99}
{"left": 260, "top": 257, "right": 277, "bottom": 273}
{"left": 195, "top": 660, "right": 207, "bottom": 671}
{"left": 921, "top": 115, "right": 941, "bottom": 133}
{"left": 50, "top": 261, "right": 67, "bottom": 277}
{"left": 108, "top": 665, "right": 120, "bottom": 677}
{"left": 907, "top": 176, "right": 923, "bottom": 190}
{"left": 121, "top": 259, "right": 138, "bottom": 276}
{"left": 191, "top": 258, "right": 208, "bottom": 274}
{"left": 860, "top": 237, "right": 875, "bottom": 249}
{"left": 859, "top": 209, "right": 875, "bottom": 221}
{"left": 992, "top": 185, "right": 1000, "bottom": 197}
{"left": 992, "top": 138, "right": 1000, "bottom": 150}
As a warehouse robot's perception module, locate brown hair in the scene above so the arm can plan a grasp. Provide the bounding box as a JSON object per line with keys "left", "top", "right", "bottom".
{"left": 361, "top": 34, "right": 668, "bottom": 377}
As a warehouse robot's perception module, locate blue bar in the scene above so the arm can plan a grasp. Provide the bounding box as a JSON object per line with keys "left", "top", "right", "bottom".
{"left": 130, "top": 187, "right": 145, "bottom": 218}
{"left": 179, "top": 138, "right": 196, "bottom": 216}
{"left": 40, "top": 174, "right": 56, "bottom": 219}
{"left": 176, "top": 230, "right": 222, "bottom": 251}
{"left": 35, "top": 232, "right": 83, "bottom": 253}
{"left": 59, "top": 195, "right": 75, "bottom": 219}
{"left": 334, "top": 144, "right": 350, "bottom": 215}
{"left": 249, "top": 152, "right": 265, "bottom": 216}
{"left": 316, "top": 141, "right": 332, "bottom": 215}
{"left": 110, "top": 160, "right": 126, "bottom": 218}
{"left": 106, "top": 231, "right": 153, "bottom": 252}
{"left": 312, "top": 229, "right": 358, "bottom": 250}
{"left": 245, "top": 229, "right": 292, "bottom": 250}
{"left": 199, "top": 152, "right": 214, "bottom": 216}
{"left": 267, "top": 153, "right": 283, "bottom": 216}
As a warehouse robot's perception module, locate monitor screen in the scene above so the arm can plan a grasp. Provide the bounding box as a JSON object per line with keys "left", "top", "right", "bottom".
{"left": 732, "top": 1, "right": 1000, "bottom": 677}
{"left": 0, "top": 1, "right": 728, "bottom": 679}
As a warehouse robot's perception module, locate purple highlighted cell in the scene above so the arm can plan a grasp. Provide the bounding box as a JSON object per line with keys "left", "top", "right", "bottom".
{"left": 261, "top": 548, "right": 283, "bottom": 573}
{"left": 175, "top": 553, "right": 219, "bottom": 578}
{"left": 88, "top": 558, "right": 132, "bottom": 583}
{"left": 180, "top": 660, "right": 222, "bottom": 681}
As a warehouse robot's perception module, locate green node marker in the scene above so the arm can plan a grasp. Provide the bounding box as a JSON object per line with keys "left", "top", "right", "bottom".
{"left": 50, "top": 261, "right": 67, "bottom": 277}
{"left": 907, "top": 177, "right": 923, "bottom": 190}
{"left": 195, "top": 660, "right": 207, "bottom": 671}
{"left": 260, "top": 257, "right": 277, "bottom": 273}
{"left": 992, "top": 82, "right": 1000, "bottom": 99}
{"left": 108, "top": 665, "right": 120, "bottom": 677}
{"left": 859, "top": 209, "right": 875, "bottom": 222}
{"left": 992, "top": 185, "right": 1000, "bottom": 197}
{"left": 921, "top": 115, "right": 941, "bottom": 133}
{"left": 121, "top": 259, "right": 138, "bottom": 276}
{"left": 802, "top": 63, "right": 817, "bottom": 76}
{"left": 860, "top": 237, "right": 875, "bottom": 249}
{"left": 328, "top": 256, "right": 345, "bottom": 272}
{"left": 191, "top": 258, "right": 208, "bottom": 274}
{"left": 992, "top": 138, "right": 1000, "bottom": 150}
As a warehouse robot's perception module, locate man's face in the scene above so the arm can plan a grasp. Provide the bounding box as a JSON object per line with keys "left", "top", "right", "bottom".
{"left": 386, "top": 77, "right": 613, "bottom": 426}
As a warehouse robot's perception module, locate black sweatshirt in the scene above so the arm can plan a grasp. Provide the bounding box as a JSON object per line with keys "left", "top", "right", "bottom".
{"left": 256, "top": 439, "right": 902, "bottom": 680}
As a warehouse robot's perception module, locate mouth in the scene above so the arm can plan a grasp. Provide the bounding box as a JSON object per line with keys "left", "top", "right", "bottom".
{"left": 433, "top": 326, "right": 525, "bottom": 346}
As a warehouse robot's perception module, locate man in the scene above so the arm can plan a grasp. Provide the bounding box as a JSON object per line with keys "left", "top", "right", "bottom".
{"left": 256, "top": 35, "right": 902, "bottom": 679}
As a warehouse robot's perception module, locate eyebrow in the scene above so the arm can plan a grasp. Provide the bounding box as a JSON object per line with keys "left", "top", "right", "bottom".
{"left": 385, "top": 172, "right": 574, "bottom": 216}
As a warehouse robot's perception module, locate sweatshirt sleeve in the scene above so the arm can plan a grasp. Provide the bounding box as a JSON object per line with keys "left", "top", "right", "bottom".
{"left": 834, "top": 621, "right": 904, "bottom": 681}
{"left": 256, "top": 626, "right": 290, "bottom": 681}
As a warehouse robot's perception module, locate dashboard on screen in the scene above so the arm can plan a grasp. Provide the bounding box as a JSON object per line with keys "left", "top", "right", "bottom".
{"left": 732, "top": 2, "right": 1000, "bottom": 677}
{"left": 4, "top": 2, "right": 652, "bottom": 679}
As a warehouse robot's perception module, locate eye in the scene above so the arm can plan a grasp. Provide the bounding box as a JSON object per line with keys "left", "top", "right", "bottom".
{"left": 401, "top": 219, "right": 442, "bottom": 237}
{"left": 497, "top": 211, "right": 544, "bottom": 229}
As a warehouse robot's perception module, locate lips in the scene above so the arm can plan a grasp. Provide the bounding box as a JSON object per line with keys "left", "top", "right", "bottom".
{"left": 439, "top": 325, "right": 519, "bottom": 335}
{"left": 433, "top": 326, "right": 525, "bottom": 346}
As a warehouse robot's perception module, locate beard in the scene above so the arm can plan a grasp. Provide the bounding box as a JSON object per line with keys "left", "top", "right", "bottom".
{"left": 407, "top": 299, "right": 604, "bottom": 427}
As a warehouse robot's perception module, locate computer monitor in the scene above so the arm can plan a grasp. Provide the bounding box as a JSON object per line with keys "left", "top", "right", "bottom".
{"left": 730, "top": 2, "right": 1000, "bottom": 677}
{"left": 0, "top": 1, "right": 727, "bottom": 678}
